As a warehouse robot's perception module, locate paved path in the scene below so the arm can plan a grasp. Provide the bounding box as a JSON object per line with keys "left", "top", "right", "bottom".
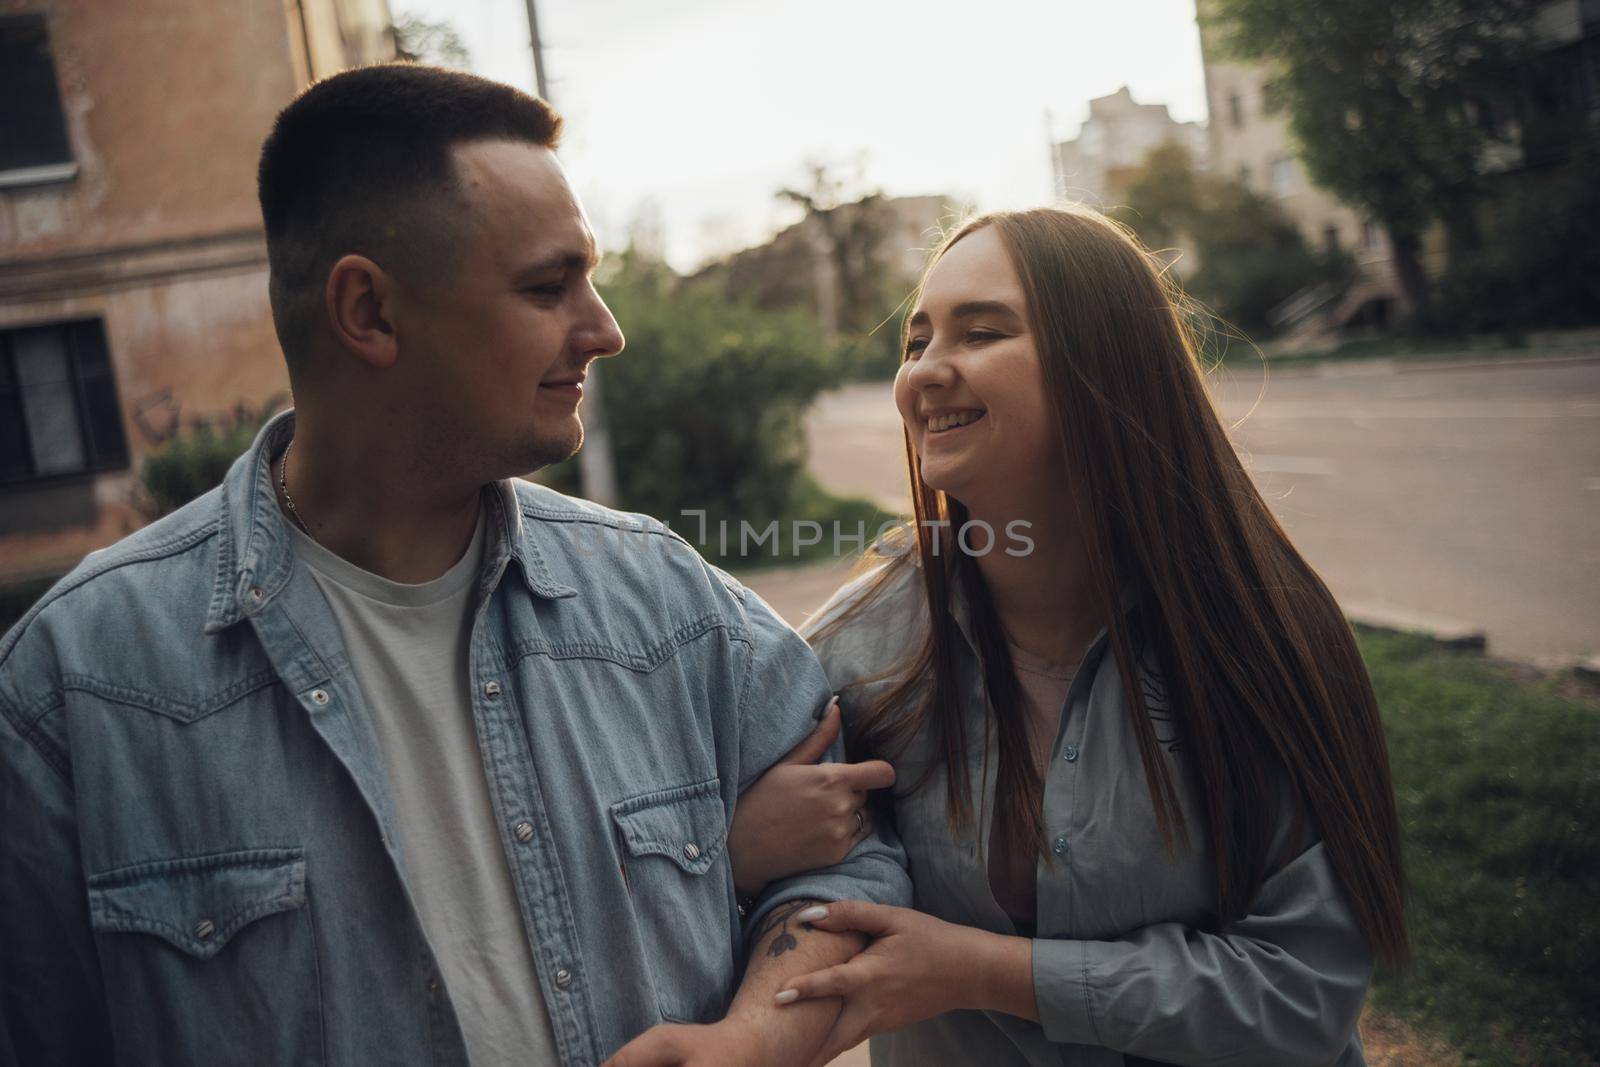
{"left": 753, "top": 356, "right": 1600, "bottom": 663}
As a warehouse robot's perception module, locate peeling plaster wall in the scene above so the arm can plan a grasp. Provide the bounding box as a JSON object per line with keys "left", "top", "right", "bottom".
{"left": 0, "top": 0, "right": 302, "bottom": 582}
{"left": 0, "top": 0, "right": 297, "bottom": 257}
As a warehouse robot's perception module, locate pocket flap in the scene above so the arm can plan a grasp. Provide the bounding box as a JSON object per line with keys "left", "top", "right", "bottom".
{"left": 87, "top": 848, "right": 307, "bottom": 960}
{"left": 611, "top": 778, "right": 727, "bottom": 875}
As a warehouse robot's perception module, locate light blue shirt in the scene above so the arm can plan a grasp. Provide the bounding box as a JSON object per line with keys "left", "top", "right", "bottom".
{"left": 807, "top": 561, "right": 1373, "bottom": 1067}
{"left": 0, "top": 409, "right": 911, "bottom": 1066}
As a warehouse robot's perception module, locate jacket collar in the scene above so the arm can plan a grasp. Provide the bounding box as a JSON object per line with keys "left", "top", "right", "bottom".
{"left": 205, "top": 408, "right": 574, "bottom": 634}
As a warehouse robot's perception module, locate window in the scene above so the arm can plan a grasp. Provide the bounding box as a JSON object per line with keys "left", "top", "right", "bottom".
{"left": 1228, "top": 92, "right": 1244, "bottom": 129}
{"left": 1271, "top": 156, "right": 1299, "bottom": 195}
{"left": 1364, "top": 219, "right": 1384, "bottom": 249}
{"left": 0, "top": 14, "right": 75, "bottom": 187}
{"left": 0, "top": 320, "right": 128, "bottom": 484}
{"left": 1324, "top": 225, "right": 1341, "bottom": 251}
{"left": 1261, "top": 78, "right": 1285, "bottom": 115}
{"left": 1237, "top": 163, "right": 1252, "bottom": 186}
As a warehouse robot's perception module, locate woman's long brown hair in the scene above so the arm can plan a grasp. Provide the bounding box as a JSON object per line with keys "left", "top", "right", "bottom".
{"left": 817, "top": 207, "right": 1408, "bottom": 968}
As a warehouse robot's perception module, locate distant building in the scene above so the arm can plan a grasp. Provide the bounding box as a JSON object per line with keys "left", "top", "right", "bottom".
{"left": 1051, "top": 87, "right": 1209, "bottom": 208}
{"left": 1194, "top": 0, "right": 1599, "bottom": 336}
{"left": 1194, "top": 2, "right": 1401, "bottom": 332}
{"left": 0, "top": 0, "right": 395, "bottom": 586}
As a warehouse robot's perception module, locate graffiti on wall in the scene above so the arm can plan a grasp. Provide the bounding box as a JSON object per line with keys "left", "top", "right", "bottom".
{"left": 130, "top": 389, "right": 289, "bottom": 446}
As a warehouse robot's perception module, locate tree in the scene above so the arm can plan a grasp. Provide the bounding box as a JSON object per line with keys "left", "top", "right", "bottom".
{"left": 391, "top": 12, "right": 471, "bottom": 69}
{"left": 776, "top": 160, "right": 914, "bottom": 380}
{"left": 1207, "top": 0, "right": 1538, "bottom": 323}
{"left": 1115, "top": 143, "right": 1352, "bottom": 337}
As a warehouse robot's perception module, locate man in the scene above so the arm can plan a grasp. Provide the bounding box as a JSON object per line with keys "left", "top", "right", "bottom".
{"left": 0, "top": 64, "right": 908, "bottom": 1066}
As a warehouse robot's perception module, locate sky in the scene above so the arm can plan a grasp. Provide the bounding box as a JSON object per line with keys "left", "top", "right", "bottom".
{"left": 396, "top": 0, "right": 1211, "bottom": 271}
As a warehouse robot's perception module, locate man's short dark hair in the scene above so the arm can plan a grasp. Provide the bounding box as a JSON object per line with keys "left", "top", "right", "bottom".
{"left": 257, "top": 63, "right": 562, "bottom": 366}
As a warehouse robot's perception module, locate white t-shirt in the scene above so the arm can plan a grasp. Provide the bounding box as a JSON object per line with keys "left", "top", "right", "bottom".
{"left": 288, "top": 507, "right": 560, "bottom": 1066}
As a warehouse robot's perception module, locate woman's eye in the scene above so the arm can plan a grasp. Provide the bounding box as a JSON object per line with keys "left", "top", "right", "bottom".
{"left": 966, "top": 329, "right": 1002, "bottom": 345}
{"left": 904, "top": 336, "right": 930, "bottom": 358}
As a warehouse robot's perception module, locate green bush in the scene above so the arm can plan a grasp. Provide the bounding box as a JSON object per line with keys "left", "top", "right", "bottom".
{"left": 548, "top": 254, "right": 888, "bottom": 565}
{"left": 137, "top": 404, "right": 275, "bottom": 519}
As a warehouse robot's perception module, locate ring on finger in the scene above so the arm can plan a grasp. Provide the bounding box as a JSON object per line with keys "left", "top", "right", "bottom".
{"left": 853, "top": 808, "right": 866, "bottom": 836}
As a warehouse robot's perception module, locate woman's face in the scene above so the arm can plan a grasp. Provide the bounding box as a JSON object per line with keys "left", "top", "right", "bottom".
{"left": 895, "top": 226, "right": 1060, "bottom": 507}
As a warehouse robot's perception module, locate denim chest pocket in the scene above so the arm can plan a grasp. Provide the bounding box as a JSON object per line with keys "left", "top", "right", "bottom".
{"left": 86, "top": 848, "right": 323, "bottom": 1065}
{"left": 611, "top": 779, "right": 738, "bottom": 1023}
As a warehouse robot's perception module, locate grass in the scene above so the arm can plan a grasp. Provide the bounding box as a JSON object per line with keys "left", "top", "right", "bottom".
{"left": 1359, "top": 626, "right": 1600, "bottom": 1065}
{"left": 696, "top": 473, "right": 899, "bottom": 575}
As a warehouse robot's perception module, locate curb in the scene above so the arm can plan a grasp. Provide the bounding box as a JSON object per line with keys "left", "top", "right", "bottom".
{"left": 1245, "top": 351, "right": 1600, "bottom": 380}
{"left": 1345, "top": 602, "right": 1488, "bottom": 652}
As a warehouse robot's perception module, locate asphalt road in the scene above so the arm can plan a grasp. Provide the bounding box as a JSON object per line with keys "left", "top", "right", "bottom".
{"left": 759, "top": 356, "right": 1600, "bottom": 665}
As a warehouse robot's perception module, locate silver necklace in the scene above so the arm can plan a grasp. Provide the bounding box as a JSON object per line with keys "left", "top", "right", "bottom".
{"left": 279, "top": 438, "right": 315, "bottom": 539}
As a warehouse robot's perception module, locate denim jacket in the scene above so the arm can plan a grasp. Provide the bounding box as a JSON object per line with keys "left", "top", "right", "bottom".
{"left": 0, "top": 411, "right": 911, "bottom": 1067}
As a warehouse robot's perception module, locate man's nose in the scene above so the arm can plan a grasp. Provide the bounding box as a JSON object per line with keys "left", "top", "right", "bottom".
{"left": 579, "top": 289, "right": 625, "bottom": 360}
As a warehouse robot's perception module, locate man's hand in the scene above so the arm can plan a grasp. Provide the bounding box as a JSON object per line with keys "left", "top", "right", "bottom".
{"left": 773, "top": 901, "right": 1035, "bottom": 1067}
{"left": 600, "top": 1018, "right": 767, "bottom": 1067}
{"left": 727, "top": 698, "right": 897, "bottom": 895}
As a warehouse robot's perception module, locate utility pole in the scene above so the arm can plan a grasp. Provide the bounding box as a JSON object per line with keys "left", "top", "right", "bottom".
{"left": 523, "top": 0, "right": 620, "bottom": 505}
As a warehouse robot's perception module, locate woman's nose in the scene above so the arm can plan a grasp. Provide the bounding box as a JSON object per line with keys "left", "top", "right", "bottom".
{"left": 905, "top": 347, "right": 956, "bottom": 392}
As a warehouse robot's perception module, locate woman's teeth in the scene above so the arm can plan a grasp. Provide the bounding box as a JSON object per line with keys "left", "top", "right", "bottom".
{"left": 928, "top": 410, "right": 986, "bottom": 432}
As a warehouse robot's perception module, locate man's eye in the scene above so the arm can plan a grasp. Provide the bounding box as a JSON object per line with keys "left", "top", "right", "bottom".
{"left": 526, "top": 283, "right": 565, "bottom": 298}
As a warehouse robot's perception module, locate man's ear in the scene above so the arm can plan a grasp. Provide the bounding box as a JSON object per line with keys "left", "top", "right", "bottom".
{"left": 324, "top": 254, "right": 399, "bottom": 370}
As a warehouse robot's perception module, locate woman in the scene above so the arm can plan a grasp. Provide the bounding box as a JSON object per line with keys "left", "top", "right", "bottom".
{"left": 724, "top": 207, "right": 1407, "bottom": 1066}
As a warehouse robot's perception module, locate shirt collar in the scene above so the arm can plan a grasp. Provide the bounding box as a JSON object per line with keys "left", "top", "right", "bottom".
{"left": 205, "top": 408, "right": 574, "bottom": 634}
{"left": 945, "top": 559, "right": 1141, "bottom": 674}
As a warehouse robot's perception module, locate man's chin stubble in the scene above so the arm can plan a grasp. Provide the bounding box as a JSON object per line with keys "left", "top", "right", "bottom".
{"left": 516, "top": 426, "right": 584, "bottom": 476}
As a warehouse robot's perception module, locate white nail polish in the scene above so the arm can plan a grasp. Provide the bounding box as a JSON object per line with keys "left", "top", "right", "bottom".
{"left": 775, "top": 989, "right": 799, "bottom": 1005}
{"left": 796, "top": 906, "right": 828, "bottom": 923}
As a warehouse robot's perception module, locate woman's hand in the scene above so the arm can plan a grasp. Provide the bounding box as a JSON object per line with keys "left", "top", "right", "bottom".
{"left": 772, "top": 901, "right": 1035, "bottom": 1067}
{"left": 728, "top": 699, "right": 897, "bottom": 895}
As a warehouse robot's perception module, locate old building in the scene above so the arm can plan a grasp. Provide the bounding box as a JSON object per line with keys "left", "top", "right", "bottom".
{"left": 1194, "top": 0, "right": 1599, "bottom": 337}
{"left": 0, "top": 0, "right": 394, "bottom": 586}
{"left": 1051, "top": 86, "right": 1209, "bottom": 208}
{"left": 1194, "top": 7, "right": 1401, "bottom": 333}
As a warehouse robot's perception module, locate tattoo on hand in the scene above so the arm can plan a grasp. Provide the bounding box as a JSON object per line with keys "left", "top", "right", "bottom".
{"left": 750, "top": 900, "right": 818, "bottom": 959}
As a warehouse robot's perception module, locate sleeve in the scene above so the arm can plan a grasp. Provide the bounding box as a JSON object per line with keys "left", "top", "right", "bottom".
{"left": 1032, "top": 839, "right": 1373, "bottom": 1067}
{"left": 729, "top": 584, "right": 913, "bottom": 943}
{"left": 0, "top": 691, "right": 114, "bottom": 1064}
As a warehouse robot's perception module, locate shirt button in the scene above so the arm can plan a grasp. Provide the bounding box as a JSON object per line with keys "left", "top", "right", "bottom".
{"left": 1062, "top": 744, "right": 1080, "bottom": 762}
{"left": 683, "top": 842, "right": 701, "bottom": 861}
{"left": 249, "top": 587, "right": 264, "bottom": 603}
{"left": 193, "top": 919, "right": 216, "bottom": 941}
{"left": 554, "top": 968, "right": 573, "bottom": 990}
{"left": 514, "top": 821, "right": 535, "bottom": 843}
{"left": 427, "top": 977, "right": 441, "bottom": 995}
{"left": 482, "top": 680, "right": 502, "bottom": 699}
{"left": 1051, "top": 834, "right": 1071, "bottom": 857}
{"left": 310, "top": 689, "right": 330, "bottom": 706}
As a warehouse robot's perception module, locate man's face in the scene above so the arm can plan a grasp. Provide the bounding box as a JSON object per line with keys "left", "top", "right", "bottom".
{"left": 389, "top": 139, "right": 624, "bottom": 480}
